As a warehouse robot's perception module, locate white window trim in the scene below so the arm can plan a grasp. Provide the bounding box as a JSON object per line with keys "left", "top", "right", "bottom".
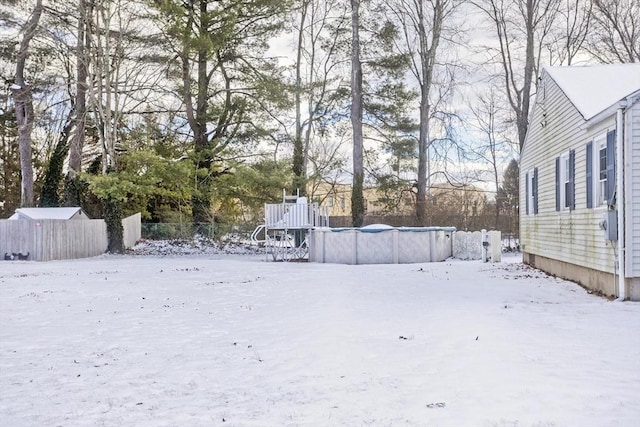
{"left": 527, "top": 169, "right": 535, "bottom": 215}
{"left": 593, "top": 133, "right": 608, "bottom": 209}
{"left": 560, "top": 152, "right": 570, "bottom": 210}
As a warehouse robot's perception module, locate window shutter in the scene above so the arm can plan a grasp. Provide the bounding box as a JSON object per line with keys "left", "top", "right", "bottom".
{"left": 606, "top": 129, "right": 616, "bottom": 206}
{"left": 586, "top": 142, "right": 593, "bottom": 208}
{"left": 556, "top": 157, "right": 560, "bottom": 211}
{"left": 569, "top": 149, "right": 575, "bottom": 210}
{"left": 525, "top": 171, "right": 530, "bottom": 215}
{"left": 533, "top": 167, "right": 539, "bottom": 214}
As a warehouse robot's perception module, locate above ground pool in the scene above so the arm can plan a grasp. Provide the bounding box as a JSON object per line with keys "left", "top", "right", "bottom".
{"left": 308, "top": 225, "right": 456, "bottom": 265}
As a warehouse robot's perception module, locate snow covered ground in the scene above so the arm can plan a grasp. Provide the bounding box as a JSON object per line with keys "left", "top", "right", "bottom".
{"left": 1, "top": 245, "right": 639, "bottom": 427}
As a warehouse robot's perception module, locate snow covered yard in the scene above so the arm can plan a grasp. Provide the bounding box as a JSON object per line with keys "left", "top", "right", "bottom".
{"left": 1, "top": 252, "right": 639, "bottom": 427}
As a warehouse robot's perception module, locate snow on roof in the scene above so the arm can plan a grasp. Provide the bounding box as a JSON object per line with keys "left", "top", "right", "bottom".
{"left": 545, "top": 63, "right": 640, "bottom": 120}
{"left": 9, "top": 207, "right": 89, "bottom": 220}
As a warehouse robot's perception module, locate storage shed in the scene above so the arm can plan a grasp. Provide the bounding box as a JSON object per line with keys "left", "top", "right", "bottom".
{"left": 9, "top": 207, "right": 90, "bottom": 221}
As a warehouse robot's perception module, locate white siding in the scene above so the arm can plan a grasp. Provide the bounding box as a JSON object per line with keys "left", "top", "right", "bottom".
{"left": 626, "top": 95, "right": 640, "bottom": 277}
{"left": 520, "top": 71, "right": 617, "bottom": 275}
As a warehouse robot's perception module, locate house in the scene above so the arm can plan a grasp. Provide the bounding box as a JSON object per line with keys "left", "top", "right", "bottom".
{"left": 8, "top": 207, "right": 90, "bottom": 220}
{"left": 310, "top": 182, "right": 352, "bottom": 216}
{"left": 520, "top": 63, "right": 640, "bottom": 300}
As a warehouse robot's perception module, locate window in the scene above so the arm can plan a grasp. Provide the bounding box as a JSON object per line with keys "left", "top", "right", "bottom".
{"left": 325, "top": 196, "right": 334, "bottom": 207}
{"left": 587, "top": 130, "right": 615, "bottom": 208}
{"left": 562, "top": 153, "right": 570, "bottom": 208}
{"left": 555, "top": 150, "right": 575, "bottom": 211}
{"left": 597, "top": 142, "right": 607, "bottom": 205}
{"left": 525, "top": 168, "right": 538, "bottom": 215}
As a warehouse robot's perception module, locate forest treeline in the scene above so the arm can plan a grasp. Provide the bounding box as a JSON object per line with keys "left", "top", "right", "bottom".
{"left": 0, "top": 0, "right": 637, "bottom": 251}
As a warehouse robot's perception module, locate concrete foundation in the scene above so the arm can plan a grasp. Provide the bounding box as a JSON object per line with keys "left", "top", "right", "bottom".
{"left": 523, "top": 252, "right": 640, "bottom": 301}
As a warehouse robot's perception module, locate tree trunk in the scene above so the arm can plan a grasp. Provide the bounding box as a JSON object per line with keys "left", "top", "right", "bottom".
{"left": 12, "top": 85, "right": 35, "bottom": 208}
{"left": 41, "top": 112, "right": 74, "bottom": 207}
{"left": 104, "top": 195, "right": 124, "bottom": 254}
{"left": 416, "top": 101, "right": 429, "bottom": 225}
{"left": 351, "top": 0, "right": 364, "bottom": 227}
{"left": 292, "top": 0, "right": 309, "bottom": 197}
{"left": 0, "top": 105, "right": 20, "bottom": 216}
{"left": 69, "top": 0, "right": 87, "bottom": 176}
{"left": 519, "top": 0, "right": 536, "bottom": 150}
{"left": 12, "top": 0, "right": 43, "bottom": 208}
{"left": 193, "top": 131, "right": 212, "bottom": 224}
{"left": 493, "top": 161, "right": 500, "bottom": 229}
{"left": 414, "top": 0, "right": 444, "bottom": 226}
{"left": 192, "top": 0, "right": 212, "bottom": 224}
{"left": 65, "top": 0, "right": 89, "bottom": 207}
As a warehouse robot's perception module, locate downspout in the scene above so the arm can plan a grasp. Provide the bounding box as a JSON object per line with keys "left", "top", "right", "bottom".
{"left": 615, "top": 101, "right": 626, "bottom": 301}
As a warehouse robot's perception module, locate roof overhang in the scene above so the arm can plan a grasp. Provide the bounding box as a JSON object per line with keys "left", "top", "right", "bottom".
{"left": 582, "top": 89, "right": 640, "bottom": 130}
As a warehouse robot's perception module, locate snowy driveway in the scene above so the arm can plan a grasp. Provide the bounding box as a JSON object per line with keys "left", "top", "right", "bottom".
{"left": 1, "top": 254, "right": 639, "bottom": 426}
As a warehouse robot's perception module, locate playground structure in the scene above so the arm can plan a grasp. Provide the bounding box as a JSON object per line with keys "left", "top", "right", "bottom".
{"left": 251, "top": 190, "right": 329, "bottom": 261}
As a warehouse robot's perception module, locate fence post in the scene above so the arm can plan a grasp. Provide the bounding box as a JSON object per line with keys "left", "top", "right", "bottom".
{"left": 392, "top": 229, "right": 399, "bottom": 264}
{"left": 481, "top": 229, "right": 488, "bottom": 263}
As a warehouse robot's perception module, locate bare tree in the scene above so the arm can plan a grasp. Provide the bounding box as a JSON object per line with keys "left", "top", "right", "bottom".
{"left": 65, "top": 0, "right": 89, "bottom": 206}
{"left": 351, "top": 0, "right": 365, "bottom": 226}
{"left": 11, "top": 0, "right": 43, "bottom": 207}
{"left": 472, "top": 0, "right": 560, "bottom": 151}
{"left": 548, "top": 0, "right": 593, "bottom": 65}
{"left": 467, "top": 88, "right": 515, "bottom": 228}
{"left": 388, "top": 0, "right": 460, "bottom": 225}
{"left": 306, "top": 128, "right": 349, "bottom": 201}
{"left": 588, "top": 0, "right": 640, "bottom": 63}
{"left": 85, "top": 0, "right": 165, "bottom": 174}
{"left": 291, "top": 0, "right": 349, "bottom": 196}
{"left": 70, "top": 0, "right": 170, "bottom": 251}
{"left": 87, "top": 0, "right": 120, "bottom": 174}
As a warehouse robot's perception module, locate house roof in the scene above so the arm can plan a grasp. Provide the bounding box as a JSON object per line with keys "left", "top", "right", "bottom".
{"left": 545, "top": 63, "right": 640, "bottom": 120}
{"left": 9, "top": 207, "right": 89, "bottom": 220}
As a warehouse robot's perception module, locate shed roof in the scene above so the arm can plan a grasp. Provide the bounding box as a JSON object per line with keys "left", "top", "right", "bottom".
{"left": 9, "top": 207, "right": 89, "bottom": 220}
{"left": 545, "top": 63, "right": 640, "bottom": 120}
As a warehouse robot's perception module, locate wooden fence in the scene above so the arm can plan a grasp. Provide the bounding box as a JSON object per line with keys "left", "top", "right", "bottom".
{"left": 123, "top": 213, "right": 141, "bottom": 248}
{"left": 0, "top": 213, "right": 141, "bottom": 261}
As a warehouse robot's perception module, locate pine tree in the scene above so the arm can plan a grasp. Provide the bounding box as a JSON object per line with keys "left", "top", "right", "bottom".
{"left": 153, "top": 0, "right": 290, "bottom": 225}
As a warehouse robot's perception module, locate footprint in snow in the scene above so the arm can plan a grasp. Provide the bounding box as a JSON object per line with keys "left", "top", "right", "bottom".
{"left": 426, "top": 402, "right": 446, "bottom": 408}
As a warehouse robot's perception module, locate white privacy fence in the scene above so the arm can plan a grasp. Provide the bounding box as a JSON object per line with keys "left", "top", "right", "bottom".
{"left": 0, "top": 213, "right": 141, "bottom": 261}
{"left": 122, "top": 213, "right": 142, "bottom": 249}
{"left": 452, "top": 230, "right": 502, "bottom": 262}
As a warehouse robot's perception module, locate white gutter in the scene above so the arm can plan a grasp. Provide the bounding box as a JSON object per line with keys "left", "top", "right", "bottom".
{"left": 616, "top": 102, "right": 626, "bottom": 301}
{"left": 582, "top": 103, "right": 620, "bottom": 130}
